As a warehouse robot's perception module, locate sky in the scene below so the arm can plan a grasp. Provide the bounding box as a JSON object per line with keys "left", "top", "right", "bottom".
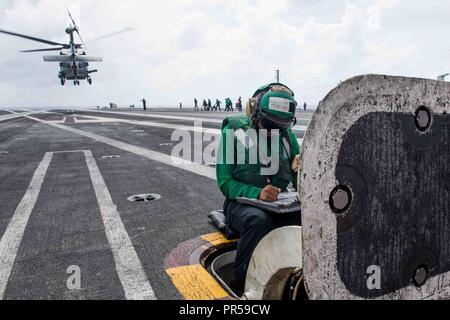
{"left": 0, "top": 0, "right": 449, "bottom": 108}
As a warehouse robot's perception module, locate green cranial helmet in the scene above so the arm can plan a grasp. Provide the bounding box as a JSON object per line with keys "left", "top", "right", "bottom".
{"left": 251, "top": 83, "right": 297, "bottom": 129}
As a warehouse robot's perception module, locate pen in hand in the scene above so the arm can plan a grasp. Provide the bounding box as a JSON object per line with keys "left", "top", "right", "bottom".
{"left": 259, "top": 177, "right": 281, "bottom": 202}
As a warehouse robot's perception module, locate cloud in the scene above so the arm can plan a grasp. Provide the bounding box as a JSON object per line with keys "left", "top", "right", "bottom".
{"left": 0, "top": 0, "right": 447, "bottom": 107}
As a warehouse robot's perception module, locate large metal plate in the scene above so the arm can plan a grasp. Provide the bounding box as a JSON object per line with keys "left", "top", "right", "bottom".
{"left": 299, "top": 75, "right": 450, "bottom": 300}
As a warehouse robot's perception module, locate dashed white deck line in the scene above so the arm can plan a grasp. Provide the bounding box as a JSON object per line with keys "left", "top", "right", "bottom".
{"left": 83, "top": 150, "right": 156, "bottom": 300}
{"left": 0, "top": 152, "right": 53, "bottom": 299}
{"left": 84, "top": 109, "right": 310, "bottom": 131}
{"left": 27, "top": 116, "right": 217, "bottom": 180}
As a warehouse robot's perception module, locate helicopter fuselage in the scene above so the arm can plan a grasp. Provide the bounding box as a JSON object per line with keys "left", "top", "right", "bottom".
{"left": 57, "top": 58, "right": 97, "bottom": 86}
{"left": 59, "top": 61, "right": 89, "bottom": 80}
{"left": 44, "top": 53, "right": 101, "bottom": 85}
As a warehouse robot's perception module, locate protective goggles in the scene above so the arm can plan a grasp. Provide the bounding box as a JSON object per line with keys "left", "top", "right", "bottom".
{"left": 257, "top": 110, "right": 295, "bottom": 130}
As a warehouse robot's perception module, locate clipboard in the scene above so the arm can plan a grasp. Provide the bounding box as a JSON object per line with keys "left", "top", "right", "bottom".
{"left": 237, "top": 192, "right": 301, "bottom": 214}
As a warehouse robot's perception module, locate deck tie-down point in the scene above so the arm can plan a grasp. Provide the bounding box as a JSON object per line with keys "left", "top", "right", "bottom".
{"left": 127, "top": 194, "right": 161, "bottom": 202}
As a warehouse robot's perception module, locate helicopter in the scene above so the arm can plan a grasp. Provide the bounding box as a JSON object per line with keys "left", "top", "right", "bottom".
{"left": 0, "top": 11, "right": 131, "bottom": 86}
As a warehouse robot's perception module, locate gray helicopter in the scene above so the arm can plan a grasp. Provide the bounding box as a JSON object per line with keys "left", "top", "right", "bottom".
{"left": 0, "top": 11, "right": 131, "bottom": 86}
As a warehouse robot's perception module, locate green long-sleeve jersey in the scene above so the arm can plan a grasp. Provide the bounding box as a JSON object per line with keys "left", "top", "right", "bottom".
{"left": 216, "top": 118, "right": 301, "bottom": 200}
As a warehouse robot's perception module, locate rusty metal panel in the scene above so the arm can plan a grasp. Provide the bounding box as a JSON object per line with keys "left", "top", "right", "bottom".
{"left": 299, "top": 75, "right": 450, "bottom": 300}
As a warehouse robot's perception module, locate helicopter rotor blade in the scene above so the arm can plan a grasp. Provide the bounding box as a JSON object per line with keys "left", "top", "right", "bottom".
{"left": 85, "top": 27, "right": 134, "bottom": 44}
{"left": 20, "top": 47, "right": 66, "bottom": 53}
{"left": 67, "top": 9, "right": 87, "bottom": 48}
{"left": 0, "top": 29, "right": 66, "bottom": 46}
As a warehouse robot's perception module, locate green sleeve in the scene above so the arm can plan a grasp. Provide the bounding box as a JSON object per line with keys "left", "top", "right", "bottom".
{"left": 216, "top": 125, "right": 262, "bottom": 200}
{"left": 289, "top": 129, "right": 301, "bottom": 157}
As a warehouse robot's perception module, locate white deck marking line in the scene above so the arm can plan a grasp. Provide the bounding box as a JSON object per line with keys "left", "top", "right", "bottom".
{"left": 84, "top": 109, "right": 310, "bottom": 131}
{"left": 92, "top": 109, "right": 315, "bottom": 122}
{"left": 0, "top": 152, "right": 53, "bottom": 299}
{"left": 52, "top": 149, "right": 90, "bottom": 154}
{"left": 28, "top": 116, "right": 303, "bottom": 181}
{"left": 80, "top": 115, "right": 222, "bottom": 134}
{"left": 27, "top": 116, "right": 217, "bottom": 180}
{"left": 0, "top": 112, "right": 34, "bottom": 123}
{"left": 77, "top": 115, "right": 304, "bottom": 146}
{"left": 0, "top": 117, "right": 27, "bottom": 127}
{"left": 83, "top": 150, "right": 156, "bottom": 300}
{"left": 28, "top": 116, "right": 303, "bottom": 177}
{"left": 37, "top": 111, "right": 68, "bottom": 124}
{"left": 73, "top": 115, "right": 135, "bottom": 124}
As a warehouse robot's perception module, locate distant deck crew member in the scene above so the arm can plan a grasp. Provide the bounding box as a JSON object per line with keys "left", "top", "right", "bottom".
{"left": 194, "top": 98, "right": 199, "bottom": 111}
{"left": 215, "top": 99, "right": 222, "bottom": 111}
{"left": 203, "top": 99, "right": 208, "bottom": 111}
{"left": 216, "top": 83, "right": 301, "bottom": 295}
{"left": 226, "top": 98, "right": 233, "bottom": 112}
{"left": 208, "top": 99, "right": 212, "bottom": 111}
{"left": 236, "top": 97, "right": 243, "bottom": 112}
{"left": 141, "top": 98, "right": 147, "bottom": 111}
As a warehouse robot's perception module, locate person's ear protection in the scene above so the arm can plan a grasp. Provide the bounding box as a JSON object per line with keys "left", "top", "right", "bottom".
{"left": 249, "top": 83, "right": 296, "bottom": 127}
{"left": 246, "top": 98, "right": 259, "bottom": 117}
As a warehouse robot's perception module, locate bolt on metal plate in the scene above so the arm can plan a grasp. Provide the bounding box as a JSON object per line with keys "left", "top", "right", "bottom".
{"left": 127, "top": 194, "right": 161, "bottom": 202}
{"left": 413, "top": 265, "right": 429, "bottom": 287}
{"left": 415, "top": 106, "right": 432, "bottom": 132}
{"left": 330, "top": 185, "right": 352, "bottom": 214}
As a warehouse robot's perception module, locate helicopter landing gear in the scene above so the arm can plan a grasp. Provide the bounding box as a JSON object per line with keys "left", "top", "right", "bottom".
{"left": 87, "top": 78, "right": 92, "bottom": 85}
{"left": 61, "top": 78, "right": 65, "bottom": 86}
